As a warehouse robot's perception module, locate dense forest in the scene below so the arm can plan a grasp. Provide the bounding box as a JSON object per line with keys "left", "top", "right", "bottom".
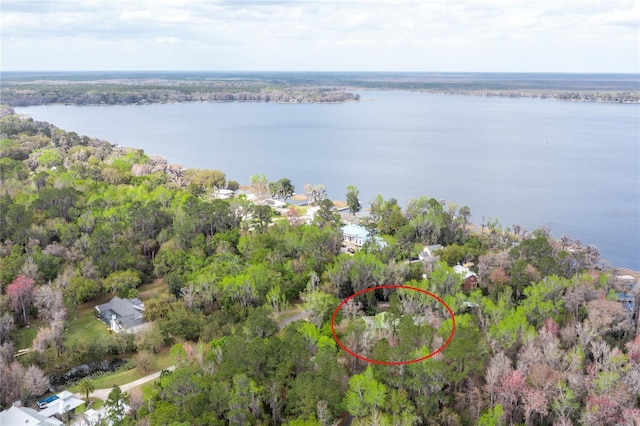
{"left": 0, "top": 79, "right": 360, "bottom": 107}
{"left": 0, "top": 105, "right": 639, "bottom": 425}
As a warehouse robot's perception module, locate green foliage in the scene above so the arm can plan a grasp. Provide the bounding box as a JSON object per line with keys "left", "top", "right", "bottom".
{"left": 158, "top": 305, "right": 205, "bottom": 341}
{"left": 478, "top": 404, "right": 504, "bottom": 426}
{"left": 103, "top": 269, "right": 141, "bottom": 297}
{"left": 269, "top": 177, "right": 295, "bottom": 201}
{"left": 344, "top": 366, "right": 387, "bottom": 418}
{"left": 104, "top": 385, "right": 130, "bottom": 424}
{"left": 346, "top": 185, "right": 361, "bottom": 215}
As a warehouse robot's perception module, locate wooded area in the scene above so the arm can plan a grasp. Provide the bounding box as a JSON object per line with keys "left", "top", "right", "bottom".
{"left": 0, "top": 105, "right": 638, "bottom": 425}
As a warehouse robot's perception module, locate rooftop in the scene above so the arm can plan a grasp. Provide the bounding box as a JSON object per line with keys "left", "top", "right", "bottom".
{"left": 0, "top": 405, "right": 63, "bottom": 426}
{"left": 38, "top": 391, "right": 85, "bottom": 417}
{"left": 95, "top": 297, "right": 145, "bottom": 330}
{"left": 342, "top": 224, "right": 369, "bottom": 240}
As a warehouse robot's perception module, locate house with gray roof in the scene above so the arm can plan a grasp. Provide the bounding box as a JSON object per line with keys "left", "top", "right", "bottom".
{"left": 95, "top": 297, "right": 146, "bottom": 334}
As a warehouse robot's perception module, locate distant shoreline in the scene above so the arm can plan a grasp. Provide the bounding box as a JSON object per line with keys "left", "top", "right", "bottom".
{"left": 2, "top": 71, "right": 638, "bottom": 106}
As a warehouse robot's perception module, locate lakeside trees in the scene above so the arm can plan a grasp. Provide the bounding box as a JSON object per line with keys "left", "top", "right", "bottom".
{"left": 0, "top": 111, "right": 638, "bottom": 424}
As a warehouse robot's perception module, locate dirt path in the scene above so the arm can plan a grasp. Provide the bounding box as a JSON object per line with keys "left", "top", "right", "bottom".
{"left": 278, "top": 310, "right": 309, "bottom": 329}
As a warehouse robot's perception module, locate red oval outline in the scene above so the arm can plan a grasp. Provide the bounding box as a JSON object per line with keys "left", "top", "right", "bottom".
{"left": 330, "top": 285, "right": 456, "bottom": 365}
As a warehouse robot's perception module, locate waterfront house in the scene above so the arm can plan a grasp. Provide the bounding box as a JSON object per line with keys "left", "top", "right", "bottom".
{"left": 95, "top": 297, "right": 146, "bottom": 334}
{"left": 342, "top": 224, "right": 369, "bottom": 247}
{"left": 341, "top": 224, "right": 387, "bottom": 249}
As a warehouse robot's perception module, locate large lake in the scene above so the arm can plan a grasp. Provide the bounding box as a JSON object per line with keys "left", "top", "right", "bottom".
{"left": 16, "top": 91, "right": 640, "bottom": 270}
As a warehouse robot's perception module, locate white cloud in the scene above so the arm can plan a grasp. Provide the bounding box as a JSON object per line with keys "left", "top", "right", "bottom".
{"left": 1, "top": 0, "right": 638, "bottom": 71}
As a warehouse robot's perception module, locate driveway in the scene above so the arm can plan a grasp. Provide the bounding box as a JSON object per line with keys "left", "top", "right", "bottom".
{"left": 75, "top": 365, "right": 176, "bottom": 401}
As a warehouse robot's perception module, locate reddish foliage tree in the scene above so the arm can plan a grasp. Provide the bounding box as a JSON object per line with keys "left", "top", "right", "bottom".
{"left": 584, "top": 395, "right": 623, "bottom": 425}
{"left": 489, "top": 267, "right": 510, "bottom": 287}
{"left": 524, "top": 389, "right": 549, "bottom": 424}
{"left": 6, "top": 275, "right": 35, "bottom": 325}
{"left": 497, "top": 369, "right": 528, "bottom": 423}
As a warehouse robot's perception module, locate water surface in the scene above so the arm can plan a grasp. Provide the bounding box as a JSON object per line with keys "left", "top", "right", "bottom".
{"left": 17, "top": 91, "right": 640, "bottom": 269}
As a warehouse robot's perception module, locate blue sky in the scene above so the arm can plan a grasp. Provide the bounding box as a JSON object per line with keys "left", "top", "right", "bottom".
{"left": 1, "top": 0, "right": 638, "bottom": 72}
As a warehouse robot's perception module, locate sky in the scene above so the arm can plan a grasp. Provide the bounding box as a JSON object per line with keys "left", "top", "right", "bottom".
{"left": 1, "top": 0, "right": 639, "bottom": 73}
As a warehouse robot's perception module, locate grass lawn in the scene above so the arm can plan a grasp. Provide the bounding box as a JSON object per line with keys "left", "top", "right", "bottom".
{"left": 12, "top": 319, "right": 45, "bottom": 350}
{"left": 68, "top": 345, "right": 173, "bottom": 392}
{"left": 65, "top": 300, "right": 112, "bottom": 343}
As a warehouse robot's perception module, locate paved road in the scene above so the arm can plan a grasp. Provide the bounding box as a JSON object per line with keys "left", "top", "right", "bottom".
{"left": 75, "top": 365, "right": 176, "bottom": 400}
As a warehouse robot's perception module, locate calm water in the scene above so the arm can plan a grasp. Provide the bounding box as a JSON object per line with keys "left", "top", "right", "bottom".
{"left": 17, "top": 92, "right": 640, "bottom": 270}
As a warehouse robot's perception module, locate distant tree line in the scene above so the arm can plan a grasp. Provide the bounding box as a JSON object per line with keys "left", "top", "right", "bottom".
{"left": 0, "top": 82, "right": 361, "bottom": 107}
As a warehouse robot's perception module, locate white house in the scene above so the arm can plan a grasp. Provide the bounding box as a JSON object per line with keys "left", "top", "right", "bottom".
{"left": 38, "top": 391, "right": 85, "bottom": 420}
{"left": 213, "top": 188, "right": 235, "bottom": 200}
{"left": 341, "top": 224, "right": 387, "bottom": 248}
{"left": 304, "top": 206, "right": 321, "bottom": 224}
{"left": 0, "top": 405, "right": 63, "bottom": 426}
{"left": 342, "top": 224, "right": 370, "bottom": 247}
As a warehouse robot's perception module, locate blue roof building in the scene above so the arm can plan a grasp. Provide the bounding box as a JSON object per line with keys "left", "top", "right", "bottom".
{"left": 341, "top": 224, "right": 387, "bottom": 248}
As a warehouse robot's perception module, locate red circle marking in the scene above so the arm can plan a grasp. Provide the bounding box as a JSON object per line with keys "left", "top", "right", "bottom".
{"left": 330, "top": 285, "right": 456, "bottom": 365}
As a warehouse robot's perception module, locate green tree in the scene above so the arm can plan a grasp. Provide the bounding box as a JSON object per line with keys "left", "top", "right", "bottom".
{"left": 269, "top": 178, "right": 295, "bottom": 202}
{"left": 78, "top": 378, "right": 95, "bottom": 403}
{"left": 103, "top": 269, "right": 141, "bottom": 297}
{"left": 346, "top": 185, "right": 361, "bottom": 217}
{"left": 344, "top": 366, "right": 387, "bottom": 418}
{"left": 104, "top": 385, "right": 129, "bottom": 424}
{"left": 301, "top": 290, "right": 339, "bottom": 328}
{"left": 185, "top": 168, "right": 226, "bottom": 191}
{"left": 252, "top": 204, "right": 273, "bottom": 233}
{"left": 227, "top": 374, "right": 262, "bottom": 424}
{"left": 478, "top": 404, "right": 504, "bottom": 426}
{"left": 159, "top": 305, "right": 204, "bottom": 341}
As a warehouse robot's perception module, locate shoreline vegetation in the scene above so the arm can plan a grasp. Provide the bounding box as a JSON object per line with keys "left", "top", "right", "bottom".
{"left": 1, "top": 102, "right": 636, "bottom": 276}
{"left": 1, "top": 71, "right": 639, "bottom": 106}
{"left": 2, "top": 105, "right": 640, "bottom": 425}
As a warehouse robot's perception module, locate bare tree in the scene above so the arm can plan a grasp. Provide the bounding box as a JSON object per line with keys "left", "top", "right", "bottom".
{"left": 0, "top": 313, "right": 14, "bottom": 345}
{"left": 0, "top": 342, "right": 15, "bottom": 365}
{"left": 129, "top": 388, "right": 144, "bottom": 420}
{"left": 304, "top": 183, "right": 327, "bottom": 206}
{"left": 1, "top": 361, "right": 25, "bottom": 406}
{"left": 22, "top": 365, "right": 50, "bottom": 399}
{"left": 485, "top": 352, "right": 511, "bottom": 405}
{"left": 34, "top": 283, "right": 66, "bottom": 322}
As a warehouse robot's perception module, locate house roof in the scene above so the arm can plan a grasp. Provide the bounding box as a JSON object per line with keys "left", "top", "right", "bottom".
{"left": 453, "top": 264, "right": 477, "bottom": 279}
{"left": 95, "top": 297, "right": 145, "bottom": 330}
{"left": 423, "top": 244, "right": 443, "bottom": 255}
{"left": 342, "top": 224, "right": 369, "bottom": 240}
{"left": 0, "top": 406, "right": 63, "bottom": 426}
{"left": 39, "top": 391, "right": 85, "bottom": 417}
